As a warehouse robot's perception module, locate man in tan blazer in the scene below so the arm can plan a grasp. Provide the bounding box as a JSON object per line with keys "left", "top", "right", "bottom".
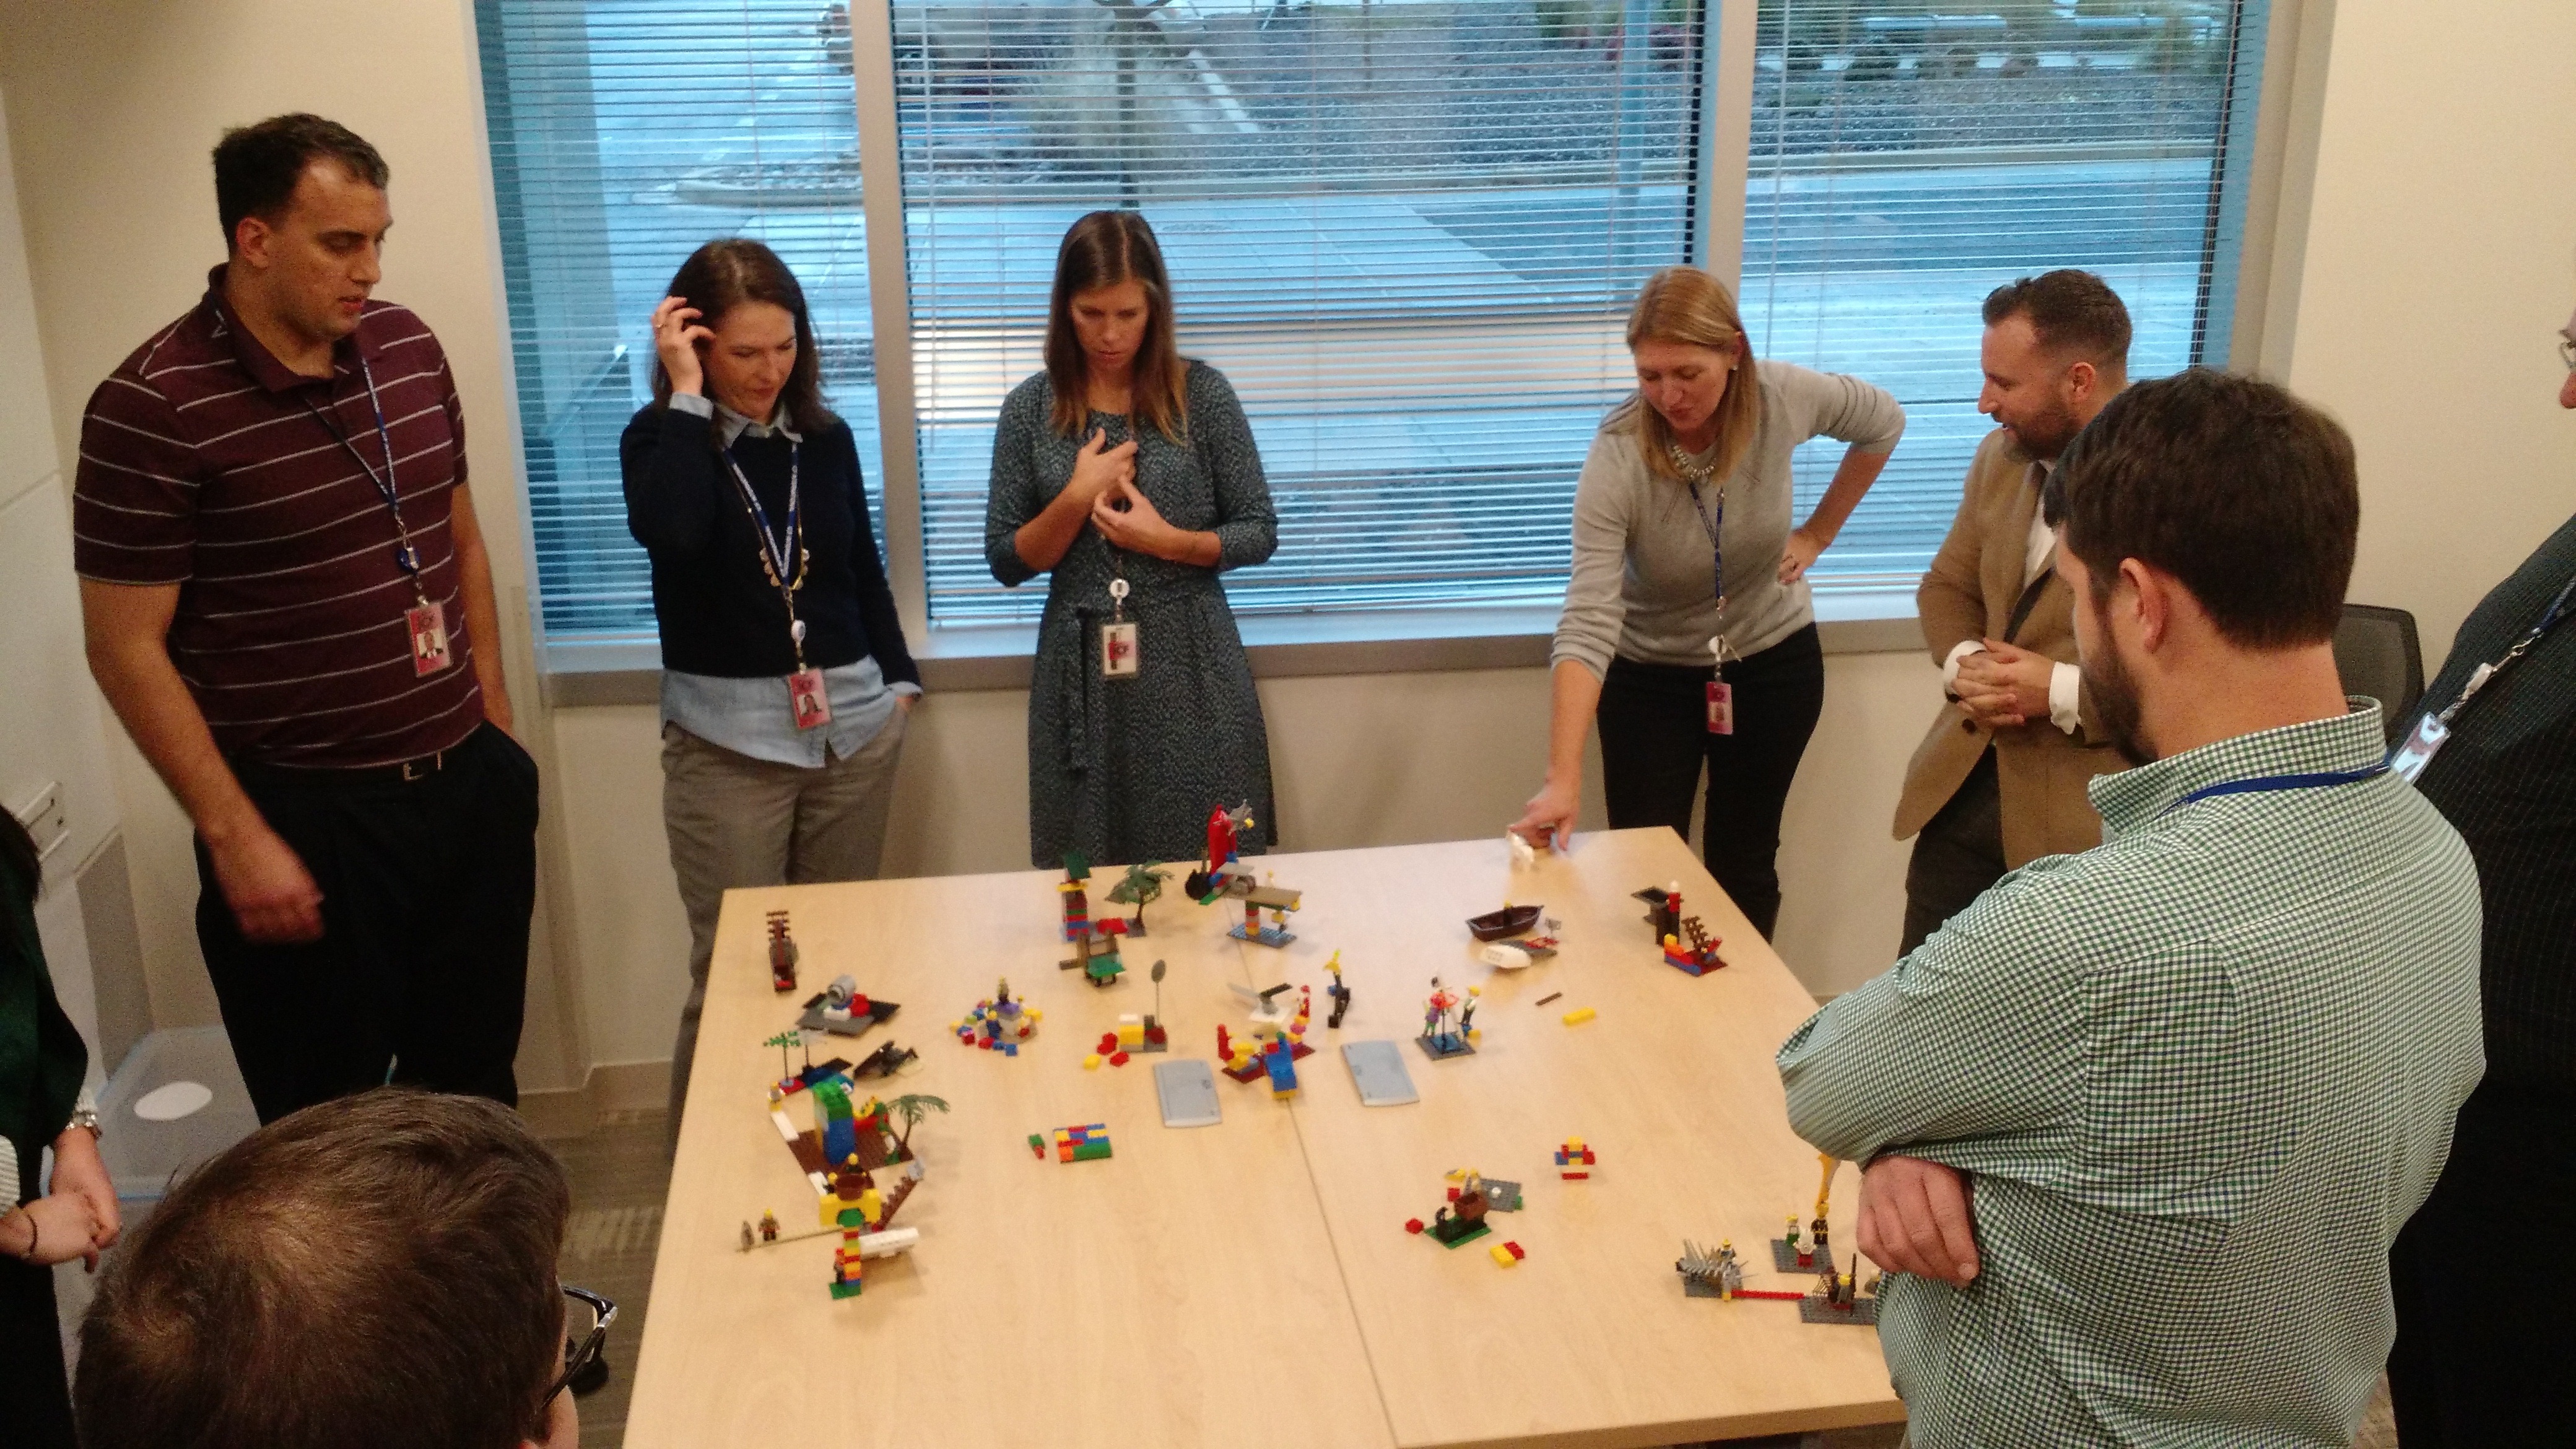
{"left": 1893, "top": 271, "right": 2131, "bottom": 954}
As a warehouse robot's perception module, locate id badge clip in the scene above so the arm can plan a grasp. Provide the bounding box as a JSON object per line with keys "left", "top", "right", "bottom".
{"left": 406, "top": 598, "right": 453, "bottom": 677}
{"left": 1704, "top": 632, "right": 1734, "bottom": 736}
{"left": 1102, "top": 578, "right": 1140, "bottom": 679}
{"left": 2390, "top": 711, "right": 2448, "bottom": 783}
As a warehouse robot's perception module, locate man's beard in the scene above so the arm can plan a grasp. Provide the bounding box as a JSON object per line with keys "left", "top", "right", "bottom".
{"left": 2087, "top": 625, "right": 2156, "bottom": 766}
{"left": 2011, "top": 401, "right": 2082, "bottom": 461}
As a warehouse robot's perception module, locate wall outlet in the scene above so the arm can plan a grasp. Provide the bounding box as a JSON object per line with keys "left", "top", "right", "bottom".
{"left": 11, "top": 782, "right": 67, "bottom": 862}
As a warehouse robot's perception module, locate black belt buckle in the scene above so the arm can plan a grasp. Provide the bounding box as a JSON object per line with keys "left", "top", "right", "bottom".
{"left": 399, "top": 749, "right": 445, "bottom": 783}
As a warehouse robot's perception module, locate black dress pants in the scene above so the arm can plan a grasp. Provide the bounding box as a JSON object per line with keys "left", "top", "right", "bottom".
{"left": 1898, "top": 747, "right": 2006, "bottom": 957}
{"left": 196, "top": 721, "right": 540, "bottom": 1123}
{"left": 0, "top": 1254, "right": 72, "bottom": 1448}
{"left": 2387, "top": 1071, "right": 2576, "bottom": 1448}
{"left": 1595, "top": 625, "right": 1825, "bottom": 940}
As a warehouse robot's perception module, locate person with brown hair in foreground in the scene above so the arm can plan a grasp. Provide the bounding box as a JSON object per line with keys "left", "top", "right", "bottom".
{"left": 74, "top": 1089, "right": 600, "bottom": 1449}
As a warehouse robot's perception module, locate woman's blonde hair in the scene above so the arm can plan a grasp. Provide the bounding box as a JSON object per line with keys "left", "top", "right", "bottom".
{"left": 1608, "top": 266, "right": 1760, "bottom": 484}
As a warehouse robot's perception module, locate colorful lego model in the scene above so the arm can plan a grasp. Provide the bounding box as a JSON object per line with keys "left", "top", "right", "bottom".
{"left": 1104, "top": 862, "right": 1170, "bottom": 938}
{"left": 1796, "top": 1242, "right": 1880, "bottom": 1326}
{"left": 1225, "top": 872, "right": 1302, "bottom": 948}
{"left": 821, "top": 1157, "right": 925, "bottom": 1300}
{"left": 1489, "top": 1240, "right": 1527, "bottom": 1268}
{"left": 1325, "top": 952, "right": 1351, "bottom": 1029}
{"left": 1634, "top": 884, "right": 1682, "bottom": 947}
{"left": 957, "top": 978, "right": 1042, "bottom": 1055}
{"left": 1099, "top": 960, "right": 1171, "bottom": 1056}
{"left": 1447, "top": 1167, "right": 1521, "bottom": 1212}
{"left": 1555, "top": 1138, "right": 1596, "bottom": 1180}
{"left": 1661, "top": 915, "right": 1726, "bottom": 976}
{"left": 1037, "top": 1123, "right": 1113, "bottom": 1162}
{"left": 1185, "top": 801, "right": 1256, "bottom": 900}
{"left": 1059, "top": 851, "right": 1094, "bottom": 941}
{"left": 1416, "top": 977, "right": 1480, "bottom": 1060}
{"left": 1772, "top": 1154, "right": 1840, "bottom": 1271}
{"left": 798, "top": 973, "right": 903, "bottom": 1037}
{"left": 1222, "top": 983, "right": 1316, "bottom": 1094}
{"left": 1060, "top": 911, "right": 1129, "bottom": 987}
{"left": 1404, "top": 1171, "right": 1494, "bottom": 1249}
{"left": 1676, "top": 1239, "right": 1746, "bottom": 1299}
{"left": 769, "top": 1069, "right": 946, "bottom": 1196}
{"left": 767, "top": 910, "right": 800, "bottom": 993}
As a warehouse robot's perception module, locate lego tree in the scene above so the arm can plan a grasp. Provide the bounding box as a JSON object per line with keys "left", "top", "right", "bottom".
{"left": 765, "top": 1029, "right": 804, "bottom": 1081}
{"left": 1105, "top": 861, "right": 1169, "bottom": 931}
{"left": 884, "top": 1093, "right": 951, "bottom": 1157}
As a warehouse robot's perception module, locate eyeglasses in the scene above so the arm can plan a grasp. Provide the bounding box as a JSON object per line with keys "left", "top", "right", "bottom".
{"left": 542, "top": 1284, "right": 617, "bottom": 1407}
{"left": 2559, "top": 336, "right": 2576, "bottom": 372}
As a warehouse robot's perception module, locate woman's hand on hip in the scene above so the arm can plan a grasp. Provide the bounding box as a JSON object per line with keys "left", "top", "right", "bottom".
{"left": 652, "top": 296, "right": 713, "bottom": 397}
{"left": 1778, "top": 524, "right": 1829, "bottom": 585}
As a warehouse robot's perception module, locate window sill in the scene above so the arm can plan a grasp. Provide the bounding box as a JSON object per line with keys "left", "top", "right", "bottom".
{"left": 538, "top": 588, "right": 1925, "bottom": 709}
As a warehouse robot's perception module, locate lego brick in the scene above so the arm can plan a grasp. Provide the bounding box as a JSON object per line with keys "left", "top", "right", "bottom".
{"left": 1561, "top": 1007, "right": 1597, "bottom": 1025}
{"left": 1341, "top": 1040, "right": 1419, "bottom": 1107}
{"left": 1489, "top": 1242, "right": 1520, "bottom": 1268}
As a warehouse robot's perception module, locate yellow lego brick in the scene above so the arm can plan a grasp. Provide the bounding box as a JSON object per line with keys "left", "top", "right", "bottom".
{"left": 1562, "top": 1007, "right": 1597, "bottom": 1025}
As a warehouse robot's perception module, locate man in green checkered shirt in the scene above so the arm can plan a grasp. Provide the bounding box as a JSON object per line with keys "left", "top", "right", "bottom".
{"left": 1779, "top": 369, "right": 2484, "bottom": 1448}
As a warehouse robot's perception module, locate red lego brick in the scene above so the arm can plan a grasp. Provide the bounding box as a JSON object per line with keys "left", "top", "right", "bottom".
{"left": 1108, "top": 1051, "right": 1130, "bottom": 1067}
{"left": 1404, "top": 1218, "right": 1425, "bottom": 1234}
{"left": 1503, "top": 1241, "right": 1525, "bottom": 1260}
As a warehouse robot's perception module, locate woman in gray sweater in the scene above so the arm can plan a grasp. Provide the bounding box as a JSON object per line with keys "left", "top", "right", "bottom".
{"left": 1513, "top": 268, "right": 1904, "bottom": 938}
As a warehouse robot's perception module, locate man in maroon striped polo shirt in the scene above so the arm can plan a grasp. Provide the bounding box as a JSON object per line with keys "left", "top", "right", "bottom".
{"left": 74, "top": 115, "right": 537, "bottom": 1123}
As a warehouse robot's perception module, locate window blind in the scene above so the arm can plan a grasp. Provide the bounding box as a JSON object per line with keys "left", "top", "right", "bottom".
{"left": 1743, "top": 0, "right": 2266, "bottom": 591}
{"left": 894, "top": 0, "right": 1710, "bottom": 625}
{"left": 476, "top": 0, "right": 894, "bottom": 639}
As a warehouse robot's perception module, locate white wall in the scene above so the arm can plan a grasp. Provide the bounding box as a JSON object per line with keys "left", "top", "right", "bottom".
{"left": 2275, "top": 1, "right": 2576, "bottom": 665}
{"left": 6, "top": 0, "right": 2564, "bottom": 1089}
{"left": 0, "top": 89, "right": 124, "bottom": 1087}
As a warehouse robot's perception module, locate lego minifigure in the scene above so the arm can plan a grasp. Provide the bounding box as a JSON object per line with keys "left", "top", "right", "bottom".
{"left": 1416, "top": 977, "right": 1477, "bottom": 1059}
{"left": 1325, "top": 951, "right": 1351, "bottom": 1029}
{"left": 759, "top": 1210, "right": 780, "bottom": 1243}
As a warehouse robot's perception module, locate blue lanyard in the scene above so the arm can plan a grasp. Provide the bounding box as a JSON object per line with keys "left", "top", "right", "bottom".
{"left": 303, "top": 354, "right": 424, "bottom": 600}
{"left": 719, "top": 434, "right": 808, "bottom": 668}
{"left": 2160, "top": 764, "right": 2388, "bottom": 817}
{"left": 1688, "top": 479, "right": 1724, "bottom": 609}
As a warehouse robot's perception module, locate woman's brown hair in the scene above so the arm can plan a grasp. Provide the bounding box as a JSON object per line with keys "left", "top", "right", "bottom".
{"left": 1607, "top": 266, "right": 1761, "bottom": 485}
{"left": 1045, "top": 210, "right": 1189, "bottom": 442}
{"left": 651, "top": 238, "right": 836, "bottom": 437}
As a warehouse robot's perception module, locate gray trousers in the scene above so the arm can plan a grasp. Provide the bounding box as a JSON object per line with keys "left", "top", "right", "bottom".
{"left": 662, "top": 710, "right": 907, "bottom": 1131}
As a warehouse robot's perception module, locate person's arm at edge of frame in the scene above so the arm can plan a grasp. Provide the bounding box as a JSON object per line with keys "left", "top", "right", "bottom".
{"left": 1777, "top": 368, "right": 1905, "bottom": 584}
{"left": 80, "top": 580, "right": 324, "bottom": 944}
{"left": 842, "top": 422, "right": 921, "bottom": 709}
{"left": 439, "top": 362, "right": 513, "bottom": 738}
{"left": 1189, "top": 364, "right": 1277, "bottom": 570}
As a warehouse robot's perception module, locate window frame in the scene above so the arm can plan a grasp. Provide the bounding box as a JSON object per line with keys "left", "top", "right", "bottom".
{"left": 528, "top": 0, "right": 2307, "bottom": 688}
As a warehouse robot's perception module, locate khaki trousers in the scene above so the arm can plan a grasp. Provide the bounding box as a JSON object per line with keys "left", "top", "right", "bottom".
{"left": 662, "top": 709, "right": 906, "bottom": 1130}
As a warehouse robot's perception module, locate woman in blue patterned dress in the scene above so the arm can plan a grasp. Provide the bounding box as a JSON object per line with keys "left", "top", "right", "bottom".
{"left": 984, "top": 211, "right": 1278, "bottom": 868}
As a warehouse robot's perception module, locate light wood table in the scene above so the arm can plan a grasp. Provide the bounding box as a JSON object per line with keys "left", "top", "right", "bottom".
{"left": 627, "top": 828, "right": 1900, "bottom": 1448}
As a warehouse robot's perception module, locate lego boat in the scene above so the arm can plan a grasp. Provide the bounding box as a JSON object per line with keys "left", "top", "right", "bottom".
{"left": 1465, "top": 903, "right": 1544, "bottom": 941}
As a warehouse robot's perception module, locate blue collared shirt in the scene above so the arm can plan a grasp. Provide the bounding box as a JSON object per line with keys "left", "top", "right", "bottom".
{"left": 658, "top": 393, "right": 916, "bottom": 767}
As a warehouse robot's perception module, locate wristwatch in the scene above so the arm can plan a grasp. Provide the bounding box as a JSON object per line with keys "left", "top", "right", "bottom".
{"left": 67, "top": 1103, "right": 101, "bottom": 1141}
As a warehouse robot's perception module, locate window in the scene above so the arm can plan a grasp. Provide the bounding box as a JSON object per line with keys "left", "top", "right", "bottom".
{"left": 476, "top": 0, "right": 2273, "bottom": 653}
{"left": 894, "top": 0, "right": 1708, "bottom": 623}
{"left": 1743, "top": 0, "right": 2269, "bottom": 588}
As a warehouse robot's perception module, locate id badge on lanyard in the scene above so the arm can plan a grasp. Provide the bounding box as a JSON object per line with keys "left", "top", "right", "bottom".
{"left": 406, "top": 599, "right": 453, "bottom": 676}
{"left": 1102, "top": 577, "right": 1140, "bottom": 679}
{"left": 1705, "top": 633, "right": 1734, "bottom": 736}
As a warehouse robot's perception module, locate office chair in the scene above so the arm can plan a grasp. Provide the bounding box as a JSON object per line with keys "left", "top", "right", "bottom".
{"left": 2334, "top": 604, "right": 2425, "bottom": 746}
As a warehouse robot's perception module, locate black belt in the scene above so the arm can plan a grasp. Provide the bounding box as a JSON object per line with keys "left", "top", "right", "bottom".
{"left": 231, "top": 743, "right": 457, "bottom": 789}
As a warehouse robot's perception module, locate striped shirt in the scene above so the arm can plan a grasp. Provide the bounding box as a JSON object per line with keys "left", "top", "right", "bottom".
{"left": 73, "top": 267, "right": 483, "bottom": 768}
{"left": 1778, "top": 703, "right": 2484, "bottom": 1448}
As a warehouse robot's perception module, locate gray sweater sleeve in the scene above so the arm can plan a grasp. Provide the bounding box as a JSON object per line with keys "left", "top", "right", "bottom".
{"left": 1549, "top": 427, "right": 1640, "bottom": 681}
{"left": 1775, "top": 360, "right": 1906, "bottom": 454}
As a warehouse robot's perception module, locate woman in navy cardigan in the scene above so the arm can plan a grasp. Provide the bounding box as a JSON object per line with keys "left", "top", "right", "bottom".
{"left": 621, "top": 240, "right": 920, "bottom": 1127}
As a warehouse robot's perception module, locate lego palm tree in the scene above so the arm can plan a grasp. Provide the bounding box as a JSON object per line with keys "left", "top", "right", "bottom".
{"left": 765, "top": 1029, "right": 805, "bottom": 1082}
{"left": 1105, "top": 861, "right": 1170, "bottom": 936}
{"left": 884, "top": 1093, "right": 951, "bottom": 1159}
